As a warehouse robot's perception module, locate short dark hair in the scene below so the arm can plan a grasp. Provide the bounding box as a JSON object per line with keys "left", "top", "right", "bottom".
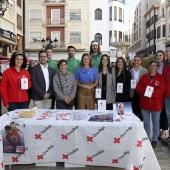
{"left": 10, "top": 52, "right": 27, "bottom": 69}
{"left": 134, "top": 55, "right": 141, "bottom": 60}
{"left": 67, "top": 46, "right": 76, "bottom": 51}
{"left": 149, "top": 59, "right": 160, "bottom": 67}
{"left": 166, "top": 44, "right": 170, "bottom": 48}
{"left": 38, "top": 50, "right": 48, "bottom": 58}
{"left": 57, "top": 59, "right": 67, "bottom": 68}
{"left": 45, "top": 46, "right": 53, "bottom": 52}
{"left": 5, "top": 125, "right": 11, "bottom": 131}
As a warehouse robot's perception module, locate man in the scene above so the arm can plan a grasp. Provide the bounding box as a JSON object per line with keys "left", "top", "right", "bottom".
{"left": 130, "top": 55, "right": 148, "bottom": 120}
{"left": 66, "top": 46, "right": 80, "bottom": 75}
{"left": 89, "top": 41, "right": 102, "bottom": 69}
{"left": 45, "top": 46, "right": 58, "bottom": 74}
{"left": 45, "top": 46, "right": 58, "bottom": 109}
{"left": 162, "top": 44, "right": 170, "bottom": 147}
{"left": 30, "top": 50, "right": 55, "bottom": 109}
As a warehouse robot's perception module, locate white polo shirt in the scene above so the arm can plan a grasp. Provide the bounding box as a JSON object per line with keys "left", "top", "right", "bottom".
{"left": 133, "top": 68, "right": 140, "bottom": 83}
{"left": 40, "top": 64, "right": 50, "bottom": 92}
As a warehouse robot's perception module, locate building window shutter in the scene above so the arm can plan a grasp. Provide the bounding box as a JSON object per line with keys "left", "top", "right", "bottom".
{"left": 51, "top": 9, "right": 60, "bottom": 23}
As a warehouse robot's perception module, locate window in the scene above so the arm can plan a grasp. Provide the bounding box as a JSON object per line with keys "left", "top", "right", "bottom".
{"left": 119, "top": 31, "right": 122, "bottom": 41}
{"left": 95, "top": 9, "right": 102, "bottom": 20}
{"left": 8, "top": 0, "right": 14, "bottom": 11}
{"left": 162, "top": 8, "right": 164, "bottom": 18}
{"left": 157, "top": 26, "right": 161, "bottom": 39}
{"left": 114, "top": 6, "right": 117, "bottom": 21}
{"left": 114, "top": 30, "right": 117, "bottom": 42}
{"left": 169, "top": 24, "right": 170, "bottom": 35}
{"left": 17, "top": 0, "right": 21, "bottom": 8}
{"left": 70, "top": 32, "right": 81, "bottom": 43}
{"left": 94, "top": 33, "right": 102, "bottom": 45}
{"left": 30, "top": 32, "right": 41, "bottom": 43}
{"left": 109, "top": 31, "right": 112, "bottom": 45}
{"left": 70, "top": 9, "right": 81, "bottom": 20}
{"left": 51, "top": 31, "right": 60, "bottom": 45}
{"left": 109, "top": 7, "right": 112, "bottom": 21}
{"left": 51, "top": 9, "right": 60, "bottom": 23}
{"left": 17, "top": 14, "right": 22, "bottom": 30}
{"left": 119, "top": 8, "right": 122, "bottom": 22}
{"left": 29, "top": 10, "right": 41, "bottom": 21}
{"left": 169, "top": 11, "right": 170, "bottom": 18}
{"left": 162, "top": 25, "right": 166, "bottom": 37}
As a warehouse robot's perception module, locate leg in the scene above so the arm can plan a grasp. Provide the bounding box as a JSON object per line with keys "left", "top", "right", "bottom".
{"left": 152, "top": 110, "right": 161, "bottom": 141}
{"left": 106, "top": 103, "right": 113, "bottom": 110}
{"left": 33, "top": 100, "right": 44, "bottom": 109}
{"left": 141, "top": 109, "right": 151, "bottom": 138}
{"left": 77, "top": 88, "right": 86, "bottom": 109}
{"left": 18, "top": 101, "right": 29, "bottom": 109}
{"left": 8, "top": 102, "right": 19, "bottom": 111}
{"left": 164, "top": 97, "right": 170, "bottom": 136}
{"left": 56, "top": 99, "right": 67, "bottom": 109}
{"left": 43, "top": 99, "right": 52, "bottom": 109}
{"left": 51, "top": 95, "right": 56, "bottom": 109}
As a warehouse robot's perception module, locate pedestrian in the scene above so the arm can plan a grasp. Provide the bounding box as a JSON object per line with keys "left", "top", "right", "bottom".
{"left": 98, "top": 54, "right": 116, "bottom": 110}
{"left": 1, "top": 52, "right": 31, "bottom": 111}
{"left": 129, "top": 56, "right": 148, "bottom": 120}
{"left": 136, "top": 59, "right": 166, "bottom": 148}
{"left": 30, "top": 50, "right": 55, "bottom": 109}
{"left": 76, "top": 53, "right": 98, "bottom": 109}
{"left": 53, "top": 59, "right": 77, "bottom": 109}
{"left": 115, "top": 57, "right": 132, "bottom": 102}
{"left": 155, "top": 50, "right": 168, "bottom": 140}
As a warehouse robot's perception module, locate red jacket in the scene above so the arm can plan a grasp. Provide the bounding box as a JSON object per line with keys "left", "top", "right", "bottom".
{"left": 1, "top": 67, "right": 31, "bottom": 107}
{"left": 162, "top": 64, "right": 170, "bottom": 97}
{"left": 135, "top": 72, "right": 166, "bottom": 111}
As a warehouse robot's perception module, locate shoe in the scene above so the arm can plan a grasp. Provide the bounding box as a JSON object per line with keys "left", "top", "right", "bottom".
{"left": 161, "top": 137, "right": 170, "bottom": 147}
{"left": 151, "top": 141, "right": 157, "bottom": 149}
{"left": 158, "top": 137, "right": 166, "bottom": 141}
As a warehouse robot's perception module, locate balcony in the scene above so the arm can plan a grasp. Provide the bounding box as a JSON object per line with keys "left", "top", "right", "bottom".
{"left": 42, "top": 18, "right": 66, "bottom": 27}
{"left": 42, "top": 0, "right": 66, "bottom": 6}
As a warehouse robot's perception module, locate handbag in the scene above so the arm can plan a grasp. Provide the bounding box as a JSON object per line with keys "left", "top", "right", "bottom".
{"left": 58, "top": 74, "right": 75, "bottom": 106}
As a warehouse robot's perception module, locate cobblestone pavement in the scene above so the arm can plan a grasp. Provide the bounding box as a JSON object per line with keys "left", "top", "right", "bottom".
{"left": 1, "top": 103, "right": 170, "bottom": 170}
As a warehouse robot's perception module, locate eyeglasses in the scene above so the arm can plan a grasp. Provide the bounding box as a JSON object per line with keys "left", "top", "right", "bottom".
{"left": 30, "top": 63, "right": 35, "bottom": 65}
{"left": 39, "top": 56, "right": 47, "bottom": 59}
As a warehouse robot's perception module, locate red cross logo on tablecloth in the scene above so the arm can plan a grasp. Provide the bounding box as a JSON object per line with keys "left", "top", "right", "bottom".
{"left": 133, "top": 165, "right": 139, "bottom": 170}
{"left": 1, "top": 161, "right": 4, "bottom": 168}
{"left": 12, "top": 118, "right": 19, "bottom": 120}
{"left": 86, "top": 136, "right": 93, "bottom": 142}
{"left": 86, "top": 156, "right": 93, "bottom": 162}
{"left": 114, "top": 137, "right": 121, "bottom": 144}
{"left": 114, "top": 119, "right": 121, "bottom": 122}
{"left": 61, "top": 134, "right": 68, "bottom": 140}
{"left": 35, "top": 134, "right": 42, "bottom": 139}
{"left": 37, "top": 155, "right": 43, "bottom": 160}
{"left": 112, "top": 159, "right": 118, "bottom": 164}
{"left": 137, "top": 140, "right": 142, "bottom": 147}
{"left": 62, "top": 154, "right": 69, "bottom": 159}
{"left": 12, "top": 156, "right": 18, "bottom": 163}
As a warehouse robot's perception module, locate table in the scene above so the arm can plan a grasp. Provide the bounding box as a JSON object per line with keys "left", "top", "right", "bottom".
{"left": 0, "top": 109, "right": 161, "bottom": 170}
{"left": 0, "top": 122, "right": 4, "bottom": 170}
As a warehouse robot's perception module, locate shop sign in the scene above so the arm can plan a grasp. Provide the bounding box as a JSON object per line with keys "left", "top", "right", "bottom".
{"left": 0, "top": 28, "right": 16, "bottom": 42}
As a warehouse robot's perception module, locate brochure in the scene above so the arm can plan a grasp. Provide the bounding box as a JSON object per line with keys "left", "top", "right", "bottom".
{"left": 88, "top": 113, "right": 113, "bottom": 122}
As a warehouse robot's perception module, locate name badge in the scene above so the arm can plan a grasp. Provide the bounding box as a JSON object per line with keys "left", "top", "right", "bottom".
{"left": 98, "top": 100, "right": 106, "bottom": 111}
{"left": 117, "top": 83, "right": 123, "bottom": 93}
{"left": 21, "top": 77, "right": 28, "bottom": 90}
{"left": 144, "top": 86, "right": 154, "bottom": 98}
{"left": 95, "top": 88, "right": 101, "bottom": 98}
{"left": 131, "top": 79, "right": 137, "bottom": 89}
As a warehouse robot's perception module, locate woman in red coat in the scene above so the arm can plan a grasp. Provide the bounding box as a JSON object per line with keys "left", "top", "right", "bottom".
{"left": 1, "top": 52, "right": 31, "bottom": 111}
{"left": 136, "top": 59, "right": 166, "bottom": 149}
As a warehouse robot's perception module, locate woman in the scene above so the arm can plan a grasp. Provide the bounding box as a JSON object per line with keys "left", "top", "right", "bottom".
{"left": 155, "top": 50, "right": 168, "bottom": 140}
{"left": 76, "top": 53, "right": 98, "bottom": 109}
{"left": 115, "top": 57, "right": 131, "bottom": 102}
{"left": 136, "top": 59, "right": 166, "bottom": 149}
{"left": 1, "top": 52, "right": 31, "bottom": 111}
{"left": 53, "top": 59, "right": 77, "bottom": 109}
{"left": 98, "top": 54, "right": 116, "bottom": 110}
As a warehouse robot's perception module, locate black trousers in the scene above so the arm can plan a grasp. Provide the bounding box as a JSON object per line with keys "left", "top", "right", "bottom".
{"left": 131, "top": 91, "right": 143, "bottom": 121}
{"left": 56, "top": 99, "right": 73, "bottom": 110}
{"left": 51, "top": 95, "right": 56, "bottom": 109}
{"left": 160, "top": 104, "right": 168, "bottom": 130}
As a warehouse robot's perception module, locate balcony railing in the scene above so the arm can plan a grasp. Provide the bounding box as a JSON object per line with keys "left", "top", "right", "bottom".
{"left": 42, "top": 18, "right": 66, "bottom": 26}
{"left": 43, "top": 0, "right": 66, "bottom": 3}
{"left": 157, "top": 15, "right": 165, "bottom": 21}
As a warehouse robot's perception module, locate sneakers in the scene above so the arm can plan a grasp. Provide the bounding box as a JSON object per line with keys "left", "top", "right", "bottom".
{"left": 151, "top": 141, "right": 157, "bottom": 149}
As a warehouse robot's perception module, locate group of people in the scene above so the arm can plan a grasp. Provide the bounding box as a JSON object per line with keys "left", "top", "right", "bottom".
{"left": 0, "top": 41, "right": 170, "bottom": 149}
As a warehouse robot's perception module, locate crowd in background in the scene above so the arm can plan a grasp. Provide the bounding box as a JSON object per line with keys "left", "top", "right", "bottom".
{"left": 0, "top": 41, "right": 170, "bottom": 150}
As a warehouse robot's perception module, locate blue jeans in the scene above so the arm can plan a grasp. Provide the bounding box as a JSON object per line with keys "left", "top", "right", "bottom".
{"left": 8, "top": 101, "right": 29, "bottom": 112}
{"left": 164, "top": 97, "right": 170, "bottom": 136}
{"left": 141, "top": 109, "right": 161, "bottom": 141}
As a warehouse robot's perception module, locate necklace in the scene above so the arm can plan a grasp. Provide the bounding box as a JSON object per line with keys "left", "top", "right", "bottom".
{"left": 83, "top": 68, "right": 90, "bottom": 74}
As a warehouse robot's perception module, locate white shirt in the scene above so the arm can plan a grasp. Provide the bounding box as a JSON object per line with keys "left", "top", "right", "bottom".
{"left": 40, "top": 64, "right": 50, "bottom": 92}
{"left": 133, "top": 68, "right": 140, "bottom": 83}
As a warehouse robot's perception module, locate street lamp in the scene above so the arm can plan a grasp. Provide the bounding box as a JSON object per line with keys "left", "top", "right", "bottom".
{"left": 0, "top": 0, "right": 9, "bottom": 17}
{"left": 41, "top": 37, "right": 58, "bottom": 48}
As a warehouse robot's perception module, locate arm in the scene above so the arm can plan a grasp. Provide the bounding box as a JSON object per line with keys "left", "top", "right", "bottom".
{"left": 123, "top": 70, "right": 131, "bottom": 92}
{"left": 26, "top": 71, "right": 32, "bottom": 89}
{"left": 69, "top": 75, "right": 77, "bottom": 99}
{"left": 112, "top": 68, "right": 116, "bottom": 97}
{"left": 135, "top": 75, "right": 147, "bottom": 96}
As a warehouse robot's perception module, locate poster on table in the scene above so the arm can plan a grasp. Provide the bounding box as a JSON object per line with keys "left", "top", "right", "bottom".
{"left": 1, "top": 121, "right": 25, "bottom": 154}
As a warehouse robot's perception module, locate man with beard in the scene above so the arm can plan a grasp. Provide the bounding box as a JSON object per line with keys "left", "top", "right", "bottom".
{"left": 89, "top": 41, "right": 102, "bottom": 69}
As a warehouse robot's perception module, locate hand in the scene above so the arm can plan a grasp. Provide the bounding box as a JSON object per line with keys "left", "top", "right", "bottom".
{"left": 43, "top": 93, "right": 50, "bottom": 99}
{"left": 64, "top": 97, "right": 72, "bottom": 104}
{"left": 86, "top": 85, "right": 92, "bottom": 90}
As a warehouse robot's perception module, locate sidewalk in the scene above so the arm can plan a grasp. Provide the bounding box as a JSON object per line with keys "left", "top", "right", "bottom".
{"left": 1, "top": 104, "right": 170, "bottom": 170}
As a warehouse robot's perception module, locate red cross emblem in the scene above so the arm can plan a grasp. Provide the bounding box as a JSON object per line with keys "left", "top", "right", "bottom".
{"left": 137, "top": 140, "right": 142, "bottom": 147}
{"left": 86, "top": 156, "right": 93, "bottom": 162}
{"left": 12, "top": 118, "right": 19, "bottom": 120}
{"left": 133, "top": 165, "right": 139, "bottom": 170}
{"left": 61, "top": 134, "right": 68, "bottom": 140}
{"left": 37, "top": 155, "right": 43, "bottom": 160}
{"left": 12, "top": 156, "right": 18, "bottom": 163}
{"left": 1, "top": 161, "right": 4, "bottom": 168}
{"left": 86, "top": 136, "right": 93, "bottom": 142}
{"left": 35, "top": 134, "right": 42, "bottom": 139}
{"left": 114, "top": 118, "right": 121, "bottom": 122}
{"left": 100, "top": 102, "right": 103, "bottom": 105}
{"left": 112, "top": 159, "right": 118, "bottom": 164}
{"left": 62, "top": 154, "right": 69, "bottom": 159}
{"left": 114, "top": 137, "right": 121, "bottom": 144}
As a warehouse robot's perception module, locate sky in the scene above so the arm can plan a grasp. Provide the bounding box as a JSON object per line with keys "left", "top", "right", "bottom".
{"left": 124, "top": 0, "right": 137, "bottom": 27}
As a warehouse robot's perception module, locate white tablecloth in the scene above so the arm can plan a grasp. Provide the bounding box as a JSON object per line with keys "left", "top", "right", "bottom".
{"left": 0, "top": 119, "right": 4, "bottom": 170}
{"left": 1, "top": 109, "right": 161, "bottom": 170}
